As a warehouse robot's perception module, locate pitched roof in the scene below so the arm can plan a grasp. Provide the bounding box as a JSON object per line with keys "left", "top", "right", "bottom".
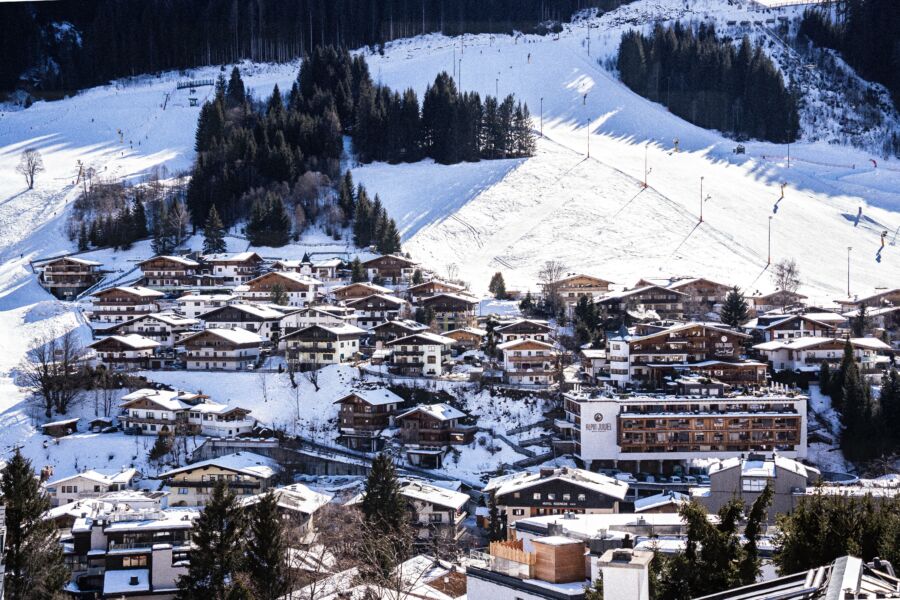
{"left": 386, "top": 332, "right": 456, "bottom": 347}
{"left": 281, "top": 323, "right": 367, "bottom": 340}
{"left": 497, "top": 338, "right": 556, "bottom": 351}
{"left": 139, "top": 255, "right": 200, "bottom": 267}
{"left": 182, "top": 327, "right": 264, "bottom": 345}
{"left": 630, "top": 322, "right": 750, "bottom": 342}
{"left": 241, "top": 483, "right": 332, "bottom": 515}
{"left": 754, "top": 336, "right": 891, "bottom": 352}
{"left": 396, "top": 403, "right": 466, "bottom": 422}
{"left": 41, "top": 255, "right": 102, "bottom": 267}
{"left": 634, "top": 491, "right": 689, "bottom": 512}
{"left": 246, "top": 270, "right": 322, "bottom": 287}
{"left": 345, "top": 293, "right": 407, "bottom": 307}
{"left": 490, "top": 467, "right": 628, "bottom": 501}
{"left": 93, "top": 285, "right": 164, "bottom": 299}
{"left": 200, "top": 303, "right": 285, "bottom": 320}
{"left": 399, "top": 480, "right": 468, "bottom": 511}
{"left": 159, "top": 452, "right": 277, "bottom": 479}
{"left": 332, "top": 282, "right": 394, "bottom": 295}
{"left": 202, "top": 251, "right": 262, "bottom": 263}
{"left": 335, "top": 388, "right": 405, "bottom": 407}
{"left": 90, "top": 334, "right": 160, "bottom": 350}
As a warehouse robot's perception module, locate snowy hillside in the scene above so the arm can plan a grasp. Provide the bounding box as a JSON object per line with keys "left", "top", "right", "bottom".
{"left": 0, "top": 0, "right": 898, "bottom": 477}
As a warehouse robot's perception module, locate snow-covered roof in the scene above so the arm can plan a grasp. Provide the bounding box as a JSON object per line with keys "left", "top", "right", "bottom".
{"left": 249, "top": 271, "right": 322, "bottom": 286}
{"left": 177, "top": 292, "right": 236, "bottom": 302}
{"left": 631, "top": 322, "right": 750, "bottom": 342}
{"left": 103, "top": 569, "right": 149, "bottom": 595}
{"left": 754, "top": 336, "right": 891, "bottom": 352}
{"left": 371, "top": 318, "right": 428, "bottom": 332}
{"left": 707, "top": 455, "right": 818, "bottom": 480}
{"left": 201, "top": 303, "right": 285, "bottom": 320}
{"left": 41, "top": 255, "right": 102, "bottom": 266}
{"left": 93, "top": 285, "right": 164, "bottom": 298}
{"left": 47, "top": 468, "right": 138, "bottom": 488}
{"left": 761, "top": 314, "right": 836, "bottom": 331}
{"left": 387, "top": 332, "right": 456, "bottom": 347}
{"left": 345, "top": 293, "right": 406, "bottom": 307}
{"left": 445, "top": 327, "right": 487, "bottom": 337}
{"left": 634, "top": 491, "right": 689, "bottom": 513}
{"left": 242, "top": 483, "right": 332, "bottom": 515}
{"left": 102, "top": 507, "right": 202, "bottom": 532}
{"left": 335, "top": 388, "right": 405, "bottom": 407}
{"left": 497, "top": 338, "right": 556, "bottom": 351}
{"left": 581, "top": 348, "right": 607, "bottom": 359}
{"left": 90, "top": 334, "right": 160, "bottom": 350}
{"left": 490, "top": 467, "right": 628, "bottom": 501}
{"left": 183, "top": 327, "right": 264, "bottom": 345}
{"left": 396, "top": 403, "right": 466, "bottom": 422}
{"left": 532, "top": 535, "right": 583, "bottom": 546}
{"left": 399, "top": 480, "right": 468, "bottom": 511}
{"left": 202, "top": 251, "right": 261, "bottom": 263}
{"left": 420, "top": 292, "right": 479, "bottom": 305}
{"left": 140, "top": 255, "right": 200, "bottom": 267}
{"left": 495, "top": 319, "right": 553, "bottom": 333}
{"left": 137, "top": 312, "right": 199, "bottom": 326}
{"left": 41, "top": 418, "right": 80, "bottom": 428}
{"left": 120, "top": 388, "right": 205, "bottom": 411}
{"left": 333, "top": 282, "right": 394, "bottom": 295}
{"left": 603, "top": 284, "right": 689, "bottom": 300}
{"left": 159, "top": 452, "right": 278, "bottom": 480}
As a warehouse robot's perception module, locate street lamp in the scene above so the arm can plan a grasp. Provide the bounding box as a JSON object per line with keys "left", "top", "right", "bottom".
{"left": 768, "top": 216, "right": 773, "bottom": 265}
{"left": 586, "top": 118, "right": 590, "bottom": 158}
{"left": 458, "top": 58, "right": 462, "bottom": 89}
{"left": 699, "top": 177, "right": 711, "bottom": 223}
{"left": 847, "top": 246, "right": 852, "bottom": 298}
{"left": 643, "top": 142, "right": 651, "bottom": 188}
{"left": 496, "top": 73, "right": 499, "bottom": 98}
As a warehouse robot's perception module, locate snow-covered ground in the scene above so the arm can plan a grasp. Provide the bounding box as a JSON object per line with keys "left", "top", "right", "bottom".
{"left": 1, "top": 0, "right": 898, "bottom": 479}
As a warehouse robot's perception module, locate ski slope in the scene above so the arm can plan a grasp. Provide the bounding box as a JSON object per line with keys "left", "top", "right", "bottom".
{"left": 0, "top": 0, "right": 898, "bottom": 475}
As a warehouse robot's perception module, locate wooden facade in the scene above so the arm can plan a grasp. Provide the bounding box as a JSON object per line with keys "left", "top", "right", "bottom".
{"left": 38, "top": 256, "right": 102, "bottom": 300}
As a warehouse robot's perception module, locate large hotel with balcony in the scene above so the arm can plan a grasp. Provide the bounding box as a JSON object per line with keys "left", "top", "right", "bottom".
{"left": 555, "top": 386, "right": 807, "bottom": 473}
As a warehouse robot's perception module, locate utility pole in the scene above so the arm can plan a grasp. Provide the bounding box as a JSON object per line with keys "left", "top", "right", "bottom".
{"left": 768, "top": 216, "right": 772, "bottom": 265}
{"left": 847, "top": 246, "right": 852, "bottom": 298}
{"left": 458, "top": 58, "right": 462, "bottom": 90}
{"left": 540, "top": 97, "right": 544, "bottom": 137}
{"left": 453, "top": 48, "right": 456, "bottom": 80}
{"left": 496, "top": 73, "right": 499, "bottom": 98}
{"left": 787, "top": 143, "right": 790, "bottom": 169}
{"left": 700, "top": 176, "right": 705, "bottom": 223}
{"left": 643, "top": 142, "right": 650, "bottom": 188}
{"left": 586, "top": 118, "right": 590, "bottom": 158}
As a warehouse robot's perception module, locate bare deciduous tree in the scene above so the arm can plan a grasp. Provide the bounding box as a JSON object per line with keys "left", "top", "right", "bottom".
{"left": 773, "top": 258, "right": 801, "bottom": 308}
{"left": 16, "top": 148, "right": 45, "bottom": 189}
{"left": 537, "top": 259, "right": 567, "bottom": 314}
{"left": 19, "top": 329, "right": 86, "bottom": 418}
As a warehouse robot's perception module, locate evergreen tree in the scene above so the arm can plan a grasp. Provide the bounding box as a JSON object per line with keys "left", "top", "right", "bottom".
{"left": 488, "top": 272, "right": 507, "bottom": 300}
{"left": 487, "top": 494, "right": 505, "bottom": 542}
{"left": 77, "top": 221, "right": 89, "bottom": 251}
{"left": 738, "top": 484, "right": 774, "bottom": 584}
{"left": 353, "top": 186, "right": 373, "bottom": 248}
{"left": 176, "top": 481, "right": 247, "bottom": 600}
{"left": 830, "top": 339, "right": 856, "bottom": 413}
{"left": 880, "top": 369, "right": 900, "bottom": 448}
{"left": 411, "top": 269, "right": 423, "bottom": 285}
{"left": 130, "top": 197, "right": 148, "bottom": 239}
{"left": 851, "top": 303, "right": 869, "bottom": 337}
{"left": 1, "top": 449, "right": 68, "bottom": 600}
{"left": 337, "top": 171, "right": 356, "bottom": 226}
{"left": 226, "top": 66, "right": 245, "bottom": 108}
{"left": 151, "top": 200, "right": 175, "bottom": 255}
{"left": 720, "top": 286, "right": 748, "bottom": 328}
{"left": 350, "top": 257, "right": 367, "bottom": 283}
{"left": 520, "top": 291, "right": 534, "bottom": 314}
{"left": 246, "top": 492, "right": 289, "bottom": 600}
{"left": 818, "top": 362, "right": 832, "bottom": 396}
{"left": 361, "top": 453, "right": 406, "bottom": 535}
{"left": 270, "top": 282, "right": 288, "bottom": 306}
{"left": 202, "top": 205, "right": 227, "bottom": 254}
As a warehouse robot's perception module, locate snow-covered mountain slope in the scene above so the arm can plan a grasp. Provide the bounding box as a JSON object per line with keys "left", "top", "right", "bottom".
{"left": 350, "top": 0, "right": 900, "bottom": 297}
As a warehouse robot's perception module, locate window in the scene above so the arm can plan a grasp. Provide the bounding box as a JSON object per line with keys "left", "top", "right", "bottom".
{"left": 429, "top": 513, "right": 443, "bottom": 523}
{"left": 123, "top": 555, "right": 148, "bottom": 567}
{"left": 562, "top": 494, "right": 571, "bottom": 501}
{"left": 577, "top": 494, "right": 586, "bottom": 502}
{"left": 178, "top": 488, "right": 189, "bottom": 495}
{"left": 742, "top": 478, "right": 767, "bottom": 492}
{"left": 512, "top": 509, "right": 525, "bottom": 516}
{"left": 533, "top": 493, "right": 541, "bottom": 500}
{"left": 547, "top": 493, "right": 556, "bottom": 501}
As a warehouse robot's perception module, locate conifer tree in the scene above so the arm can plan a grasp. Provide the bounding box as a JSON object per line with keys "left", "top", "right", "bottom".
{"left": 830, "top": 339, "right": 855, "bottom": 413}
{"left": 77, "top": 221, "right": 89, "bottom": 251}
{"left": 520, "top": 291, "right": 534, "bottom": 314}
{"left": 720, "top": 286, "right": 749, "bottom": 327}
{"left": 350, "top": 257, "right": 367, "bottom": 283}
{"left": 2, "top": 449, "right": 68, "bottom": 600}
{"left": 176, "top": 481, "right": 247, "bottom": 600}
{"left": 361, "top": 453, "right": 406, "bottom": 535}
{"left": 338, "top": 171, "right": 356, "bottom": 226}
{"left": 270, "top": 282, "right": 288, "bottom": 306}
{"left": 851, "top": 303, "right": 869, "bottom": 337}
{"left": 411, "top": 269, "right": 423, "bottom": 285}
{"left": 130, "top": 197, "right": 149, "bottom": 239}
{"left": 202, "top": 205, "right": 227, "bottom": 254}
{"left": 226, "top": 66, "right": 245, "bottom": 108}
{"left": 489, "top": 272, "right": 507, "bottom": 300}
{"left": 487, "top": 494, "right": 505, "bottom": 542}
{"left": 246, "top": 492, "right": 289, "bottom": 600}
{"left": 818, "top": 362, "right": 831, "bottom": 396}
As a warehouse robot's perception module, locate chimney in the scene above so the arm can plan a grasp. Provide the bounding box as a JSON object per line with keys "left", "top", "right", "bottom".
{"left": 596, "top": 549, "right": 653, "bottom": 600}
{"left": 129, "top": 576, "right": 139, "bottom": 586}
{"left": 539, "top": 467, "right": 555, "bottom": 478}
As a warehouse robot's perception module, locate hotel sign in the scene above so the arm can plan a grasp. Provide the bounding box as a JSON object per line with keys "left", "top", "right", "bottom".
{"left": 586, "top": 412, "right": 612, "bottom": 433}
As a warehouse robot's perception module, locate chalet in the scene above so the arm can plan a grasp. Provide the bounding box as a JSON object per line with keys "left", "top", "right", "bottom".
{"left": 836, "top": 287, "right": 900, "bottom": 311}
{"left": 36, "top": 256, "right": 103, "bottom": 300}
{"left": 45, "top": 468, "right": 139, "bottom": 507}
{"left": 484, "top": 466, "right": 628, "bottom": 525}
{"left": 181, "top": 327, "right": 263, "bottom": 370}
{"left": 198, "top": 303, "right": 285, "bottom": 341}
{"left": 334, "top": 389, "right": 404, "bottom": 452}
{"left": 174, "top": 292, "right": 238, "bottom": 319}
{"left": 119, "top": 388, "right": 255, "bottom": 437}
{"left": 751, "top": 314, "right": 837, "bottom": 342}
{"left": 201, "top": 251, "right": 263, "bottom": 285}
{"left": 666, "top": 277, "right": 732, "bottom": 318}
{"left": 363, "top": 254, "right": 418, "bottom": 282}
{"left": 279, "top": 304, "right": 355, "bottom": 337}
{"left": 444, "top": 327, "right": 486, "bottom": 351}
{"left": 59, "top": 502, "right": 199, "bottom": 599}
{"left": 282, "top": 323, "right": 365, "bottom": 368}
{"left": 399, "top": 480, "right": 469, "bottom": 540}
{"left": 396, "top": 404, "right": 475, "bottom": 468}
{"left": 272, "top": 255, "right": 343, "bottom": 282}
{"left": 548, "top": 273, "right": 614, "bottom": 314}
{"left": 581, "top": 348, "right": 609, "bottom": 382}
{"left": 750, "top": 290, "right": 808, "bottom": 314}
{"left": 406, "top": 280, "right": 467, "bottom": 303}
{"left": 634, "top": 491, "right": 689, "bottom": 514}
{"left": 109, "top": 312, "right": 199, "bottom": 347}
{"left": 843, "top": 305, "right": 900, "bottom": 345}
{"left": 241, "top": 483, "right": 332, "bottom": 532}
{"left": 607, "top": 322, "right": 754, "bottom": 389}
{"left": 138, "top": 255, "right": 205, "bottom": 289}
{"left": 89, "top": 286, "right": 164, "bottom": 325}
{"left": 346, "top": 294, "right": 408, "bottom": 329}
{"left": 40, "top": 418, "right": 79, "bottom": 437}
{"left": 240, "top": 271, "right": 321, "bottom": 307}
{"left": 596, "top": 285, "right": 687, "bottom": 321}
{"left": 386, "top": 332, "right": 455, "bottom": 377}
{"left": 418, "top": 293, "right": 478, "bottom": 332}
{"left": 370, "top": 319, "right": 429, "bottom": 345}
{"left": 495, "top": 319, "right": 553, "bottom": 344}
{"left": 89, "top": 334, "right": 161, "bottom": 371}
{"left": 754, "top": 336, "right": 891, "bottom": 379}
{"left": 160, "top": 452, "right": 279, "bottom": 506}
{"left": 332, "top": 281, "right": 394, "bottom": 302}
{"left": 498, "top": 339, "right": 558, "bottom": 386}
